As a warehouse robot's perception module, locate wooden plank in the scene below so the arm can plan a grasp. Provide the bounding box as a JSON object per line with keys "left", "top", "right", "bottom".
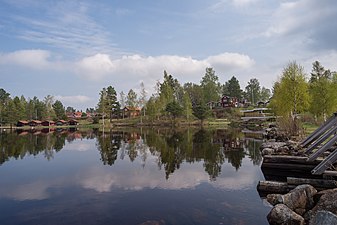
{"left": 263, "top": 155, "right": 320, "bottom": 165}
{"left": 257, "top": 181, "right": 289, "bottom": 194}
{"left": 287, "top": 177, "right": 337, "bottom": 189}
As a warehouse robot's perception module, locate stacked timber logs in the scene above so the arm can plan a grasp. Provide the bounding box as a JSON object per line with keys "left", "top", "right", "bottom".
{"left": 258, "top": 177, "right": 337, "bottom": 194}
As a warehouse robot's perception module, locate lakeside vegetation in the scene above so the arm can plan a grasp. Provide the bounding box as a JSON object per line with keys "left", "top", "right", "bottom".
{"left": 1, "top": 61, "right": 337, "bottom": 132}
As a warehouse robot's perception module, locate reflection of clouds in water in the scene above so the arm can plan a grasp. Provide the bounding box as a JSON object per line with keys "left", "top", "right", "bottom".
{"left": 79, "top": 157, "right": 261, "bottom": 193}
{"left": 213, "top": 159, "right": 262, "bottom": 190}
{"left": 0, "top": 180, "right": 51, "bottom": 201}
{"left": 62, "top": 140, "right": 93, "bottom": 152}
{"left": 0, "top": 140, "right": 262, "bottom": 201}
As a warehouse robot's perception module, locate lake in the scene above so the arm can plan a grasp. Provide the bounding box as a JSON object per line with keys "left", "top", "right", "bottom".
{"left": 0, "top": 127, "right": 270, "bottom": 225}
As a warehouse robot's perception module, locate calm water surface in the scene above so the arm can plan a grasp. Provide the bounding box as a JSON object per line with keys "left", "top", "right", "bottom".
{"left": 0, "top": 128, "right": 270, "bottom": 225}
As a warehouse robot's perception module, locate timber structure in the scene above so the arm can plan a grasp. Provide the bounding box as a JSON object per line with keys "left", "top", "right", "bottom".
{"left": 300, "top": 112, "right": 337, "bottom": 175}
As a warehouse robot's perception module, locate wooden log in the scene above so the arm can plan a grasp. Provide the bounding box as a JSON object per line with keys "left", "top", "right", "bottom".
{"left": 263, "top": 155, "right": 321, "bottom": 165}
{"left": 323, "top": 170, "right": 337, "bottom": 177}
{"left": 257, "top": 180, "right": 289, "bottom": 194}
{"left": 287, "top": 177, "right": 337, "bottom": 189}
{"left": 261, "top": 162, "right": 316, "bottom": 171}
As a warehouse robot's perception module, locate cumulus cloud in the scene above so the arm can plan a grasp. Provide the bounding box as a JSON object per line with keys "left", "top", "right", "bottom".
{"left": 74, "top": 52, "right": 254, "bottom": 84}
{"left": 0, "top": 49, "right": 52, "bottom": 69}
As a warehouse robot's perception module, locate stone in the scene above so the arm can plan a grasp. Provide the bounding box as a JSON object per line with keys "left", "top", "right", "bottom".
{"left": 305, "top": 188, "right": 337, "bottom": 221}
{"left": 262, "top": 148, "right": 275, "bottom": 156}
{"left": 280, "top": 185, "right": 317, "bottom": 215}
{"left": 261, "top": 141, "right": 287, "bottom": 150}
{"left": 276, "top": 146, "right": 289, "bottom": 154}
{"left": 267, "top": 204, "right": 305, "bottom": 225}
{"left": 267, "top": 194, "right": 283, "bottom": 206}
{"left": 309, "top": 210, "right": 337, "bottom": 225}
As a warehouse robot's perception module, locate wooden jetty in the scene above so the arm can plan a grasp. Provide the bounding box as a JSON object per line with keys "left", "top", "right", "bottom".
{"left": 258, "top": 112, "right": 337, "bottom": 194}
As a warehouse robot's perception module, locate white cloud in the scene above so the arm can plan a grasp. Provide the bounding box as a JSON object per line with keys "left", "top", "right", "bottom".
{"left": 264, "top": 0, "right": 337, "bottom": 38}
{"left": 210, "top": 0, "right": 258, "bottom": 12}
{"left": 205, "top": 53, "right": 255, "bottom": 71}
{"left": 9, "top": 1, "right": 118, "bottom": 56}
{"left": 74, "top": 52, "right": 254, "bottom": 84}
{"left": 55, "top": 95, "right": 92, "bottom": 105}
{"left": 0, "top": 49, "right": 52, "bottom": 69}
{"left": 232, "top": 0, "right": 258, "bottom": 7}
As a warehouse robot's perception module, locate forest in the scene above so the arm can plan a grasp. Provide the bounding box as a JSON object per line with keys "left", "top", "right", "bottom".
{"left": 0, "top": 60, "right": 337, "bottom": 128}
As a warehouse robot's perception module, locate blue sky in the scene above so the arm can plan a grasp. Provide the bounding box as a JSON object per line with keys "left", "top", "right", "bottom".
{"left": 1, "top": 0, "right": 337, "bottom": 110}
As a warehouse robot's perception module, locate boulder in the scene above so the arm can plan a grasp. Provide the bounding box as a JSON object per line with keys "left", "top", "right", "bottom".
{"left": 266, "top": 194, "right": 283, "bottom": 206}
{"left": 305, "top": 188, "right": 337, "bottom": 221}
{"left": 309, "top": 210, "right": 337, "bottom": 225}
{"left": 279, "top": 185, "right": 317, "bottom": 215}
{"left": 267, "top": 204, "right": 305, "bottom": 225}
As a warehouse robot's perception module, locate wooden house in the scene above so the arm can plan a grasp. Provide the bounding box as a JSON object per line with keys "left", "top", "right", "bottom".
{"left": 123, "top": 107, "right": 141, "bottom": 118}
{"left": 41, "top": 120, "right": 55, "bottom": 126}
{"left": 29, "top": 120, "right": 42, "bottom": 127}
{"left": 221, "top": 96, "right": 239, "bottom": 108}
{"left": 56, "top": 120, "right": 67, "bottom": 126}
{"left": 68, "top": 119, "right": 79, "bottom": 126}
{"left": 16, "top": 120, "right": 29, "bottom": 127}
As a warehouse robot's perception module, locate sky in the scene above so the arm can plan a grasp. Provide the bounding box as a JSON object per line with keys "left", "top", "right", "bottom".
{"left": 1, "top": 0, "right": 337, "bottom": 110}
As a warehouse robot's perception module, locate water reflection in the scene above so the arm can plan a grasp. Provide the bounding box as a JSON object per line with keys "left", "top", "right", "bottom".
{"left": 0, "top": 128, "right": 268, "bottom": 225}
{"left": 0, "top": 128, "right": 262, "bottom": 181}
{"left": 94, "top": 128, "right": 263, "bottom": 180}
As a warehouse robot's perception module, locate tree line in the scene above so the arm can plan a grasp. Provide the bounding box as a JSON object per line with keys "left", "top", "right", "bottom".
{"left": 271, "top": 61, "right": 337, "bottom": 134}
{"left": 1, "top": 61, "right": 336, "bottom": 127}
{"left": 96, "top": 68, "right": 272, "bottom": 123}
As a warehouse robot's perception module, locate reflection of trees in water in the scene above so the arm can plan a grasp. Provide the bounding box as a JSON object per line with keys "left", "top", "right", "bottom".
{"left": 0, "top": 129, "right": 95, "bottom": 165}
{"left": 193, "top": 129, "right": 224, "bottom": 181}
{"left": 1, "top": 128, "right": 263, "bottom": 180}
{"left": 244, "top": 139, "right": 263, "bottom": 166}
{"left": 96, "top": 131, "right": 122, "bottom": 165}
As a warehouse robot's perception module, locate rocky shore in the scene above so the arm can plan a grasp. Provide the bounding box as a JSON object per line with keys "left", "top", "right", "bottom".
{"left": 266, "top": 185, "right": 337, "bottom": 225}
{"left": 259, "top": 126, "right": 337, "bottom": 224}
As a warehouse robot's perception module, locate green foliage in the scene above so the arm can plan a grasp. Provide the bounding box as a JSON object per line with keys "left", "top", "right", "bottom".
{"left": 270, "top": 61, "right": 310, "bottom": 134}
{"left": 182, "top": 92, "right": 193, "bottom": 121}
{"left": 145, "top": 97, "right": 157, "bottom": 122}
{"left": 192, "top": 104, "right": 210, "bottom": 125}
{"left": 200, "top": 67, "right": 221, "bottom": 103}
{"left": 271, "top": 61, "right": 309, "bottom": 117}
{"left": 97, "top": 86, "right": 120, "bottom": 122}
{"left": 260, "top": 87, "right": 271, "bottom": 102}
{"left": 245, "top": 78, "right": 261, "bottom": 105}
{"left": 52, "top": 100, "right": 66, "bottom": 120}
{"left": 222, "top": 76, "right": 242, "bottom": 98}
{"left": 308, "top": 61, "right": 336, "bottom": 120}
{"left": 165, "top": 101, "right": 183, "bottom": 121}
{"left": 126, "top": 89, "right": 138, "bottom": 108}
{"left": 183, "top": 82, "right": 204, "bottom": 106}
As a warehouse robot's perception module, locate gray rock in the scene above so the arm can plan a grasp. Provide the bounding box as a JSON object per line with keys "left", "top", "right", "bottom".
{"left": 267, "top": 194, "right": 283, "bottom": 206}
{"left": 261, "top": 141, "right": 287, "bottom": 150}
{"left": 309, "top": 210, "right": 337, "bottom": 225}
{"left": 262, "top": 148, "right": 275, "bottom": 156}
{"left": 280, "top": 185, "right": 317, "bottom": 215}
{"left": 276, "top": 146, "right": 289, "bottom": 154}
{"left": 305, "top": 188, "right": 337, "bottom": 221}
{"left": 267, "top": 204, "right": 305, "bottom": 225}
